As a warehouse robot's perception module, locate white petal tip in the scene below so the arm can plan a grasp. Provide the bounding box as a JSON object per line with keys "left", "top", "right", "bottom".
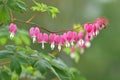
{"left": 70, "top": 53, "right": 75, "bottom": 59}
{"left": 85, "top": 41, "right": 91, "bottom": 48}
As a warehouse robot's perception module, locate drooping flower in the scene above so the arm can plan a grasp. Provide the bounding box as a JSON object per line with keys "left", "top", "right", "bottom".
{"left": 54, "top": 35, "right": 65, "bottom": 51}
{"left": 66, "top": 31, "right": 78, "bottom": 46}
{"left": 37, "top": 33, "right": 48, "bottom": 49}
{"left": 96, "top": 18, "right": 108, "bottom": 30}
{"left": 9, "top": 23, "right": 17, "bottom": 39}
{"left": 92, "top": 23, "right": 99, "bottom": 36}
{"left": 49, "top": 33, "right": 57, "bottom": 50}
{"left": 70, "top": 46, "right": 75, "bottom": 58}
{"left": 63, "top": 33, "right": 70, "bottom": 47}
{"left": 29, "top": 27, "right": 40, "bottom": 43}
{"left": 77, "top": 31, "right": 84, "bottom": 47}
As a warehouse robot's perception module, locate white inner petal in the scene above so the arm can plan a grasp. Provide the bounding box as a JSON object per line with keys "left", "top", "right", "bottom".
{"left": 80, "top": 48, "right": 84, "bottom": 54}
{"left": 58, "top": 45, "right": 61, "bottom": 52}
{"left": 33, "top": 37, "right": 36, "bottom": 43}
{"left": 10, "top": 33, "right": 14, "bottom": 39}
{"left": 96, "top": 30, "right": 99, "bottom": 36}
{"left": 70, "top": 53, "right": 75, "bottom": 59}
{"left": 51, "top": 43, "right": 55, "bottom": 50}
{"left": 65, "top": 42, "right": 70, "bottom": 47}
{"left": 79, "top": 39, "right": 84, "bottom": 46}
{"left": 42, "top": 42, "right": 44, "bottom": 49}
{"left": 85, "top": 41, "right": 91, "bottom": 48}
{"left": 71, "top": 41, "right": 74, "bottom": 46}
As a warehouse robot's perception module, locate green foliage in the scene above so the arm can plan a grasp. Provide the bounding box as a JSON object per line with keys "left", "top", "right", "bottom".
{"left": 0, "top": 0, "right": 84, "bottom": 80}
{"left": 0, "top": 6, "right": 10, "bottom": 24}
{"left": 31, "top": 0, "right": 59, "bottom": 18}
{"left": 0, "top": 45, "right": 79, "bottom": 80}
{"left": 7, "top": 0, "right": 27, "bottom": 12}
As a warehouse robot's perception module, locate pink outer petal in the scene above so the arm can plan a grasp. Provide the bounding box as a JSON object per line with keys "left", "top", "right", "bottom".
{"left": 85, "top": 34, "right": 90, "bottom": 41}
{"left": 43, "top": 33, "right": 48, "bottom": 43}
{"left": 9, "top": 23, "right": 17, "bottom": 34}
{"left": 49, "top": 33, "right": 56, "bottom": 43}
{"left": 72, "top": 32, "right": 78, "bottom": 42}
{"left": 29, "top": 27, "right": 35, "bottom": 37}
{"left": 78, "top": 31, "right": 84, "bottom": 39}
{"left": 54, "top": 35, "right": 60, "bottom": 45}
{"left": 35, "top": 27, "right": 40, "bottom": 36}
{"left": 37, "top": 33, "right": 42, "bottom": 43}
{"left": 66, "top": 31, "right": 73, "bottom": 41}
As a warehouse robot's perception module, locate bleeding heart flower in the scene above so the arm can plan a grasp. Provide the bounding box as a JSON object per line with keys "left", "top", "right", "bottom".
{"left": 9, "top": 23, "right": 17, "bottom": 39}
{"left": 29, "top": 27, "right": 40, "bottom": 43}
{"left": 37, "top": 33, "right": 48, "bottom": 49}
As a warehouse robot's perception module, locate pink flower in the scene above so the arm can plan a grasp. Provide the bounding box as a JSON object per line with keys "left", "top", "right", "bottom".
{"left": 84, "top": 23, "right": 93, "bottom": 34}
{"left": 70, "top": 46, "right": 75, "bottom": 58}
{"left": 96, "top": 18, "right": 108, "bottom": 30}
{"left": 54, "top": 35, "right": 65, "bottom": 51}
{"left": 49, "top": 33, "right": 57, "bottom": 50}
{"left": 66, "top": 31, "right": 78, "bottom": 46}
{"left": 37, "top": 33, "right": 48, "bottom": 49}
{"left": 63, "top": 33, "right": 70, "bottom": 47}
{"left": 77, "top": 31, "right": 84, "bottom": 47}
{"left": 29, "top": 27, "right": 40, "bottom": 43}
{"left": 92, "top": 23, "right": 99, "bottom": 36}
{"left": 9, "top": 23, "right": 17, "bottom": 39}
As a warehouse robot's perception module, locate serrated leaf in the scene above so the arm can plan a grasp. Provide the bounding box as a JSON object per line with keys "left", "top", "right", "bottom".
{"left": 51, "top": 58, "right": 68, "bottom": 70}
{"left": 0, "top": 71, "right": 11, "bottom": 80}
{"left": 20, "top": 35, "right": 30, "bottom": 45}
{"left": 0, "top": 6, "right": 10, "bottom": 24}
{"left": 48, "top": 6, "right": 59, "bottom": 18}
{"left": 34, "top": 59, "right": 51, "bottom": 74}
{"left": 0, "top": 1, "right": 3, "bottom": 6}
{"left": 50, "top": 67, "right": 61, "bottom": 80}
{"left": 7, "top": 0, "right": 26, "bottom": 12}
{"left": 14, "top": 37, "right": 22, "bottom": 45}
{"left": 16, "top": 0, "right": 27, "bottom": 11}
{"left": 5, "top": 45, "right": 16, "bottom": 51}
{"left": 0, "top": 50, "right": 13, "bottom": 58}
{"left": 10, "top": 56, "right": 22, "bottom": 75}
{"left": 0, "top": 37, "right": 7, "bottom": 45}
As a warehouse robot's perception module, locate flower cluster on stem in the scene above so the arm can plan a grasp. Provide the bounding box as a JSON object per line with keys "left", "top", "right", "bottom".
{"left": 8, "top": 17, "right": 108, "bottom": 55}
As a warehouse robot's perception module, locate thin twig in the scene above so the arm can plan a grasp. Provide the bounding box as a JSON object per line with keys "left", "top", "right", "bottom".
{"left": 15, "top": 19, "right": 81, "bottom": 33}
{"left": 9, "top": 9, "right": 14, "bottom": 22}
{"left": 26, "top": 12, "right": 40, "bottom": 23}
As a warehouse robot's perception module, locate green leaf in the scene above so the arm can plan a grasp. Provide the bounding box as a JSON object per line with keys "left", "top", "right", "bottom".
{"left": 0, "top": 6, "right": 10, "bottom": 24}
{"left": 31, "top": 0, "right": 47, "bottom": 12}
{"left": 20, "top": 35, "right": 30, "bottom": 45}
{"left": 34, "top": 59, "right": 51, "bottom": 74}
{"left": 10, "top": 56, "right": 22, "bottom": 75}
{"left": 5, "top": 45, "right": 16, "bottom": 51}
{"left": 51, "top": 58, "right": 68, "bottom": 70}
{"left": 0, "top": 37, "right": 7, "bottom": 45}
{"left": 50, "top": 67, "right": 61, "bottom": 80}
{"left": 0, "top": 50, "right": 13, "bottom": 59}
{"left": 48, "top": 6, "right": 59, "bottom": 18}
{"left": 14, "top": 36, "right": 22, "bottom": 45}
{"left": 7, "top": 0, "right": 26, "bottom": 12}
{"left": 0, "top": 71, "right": 11, "bottom": 80}
{"left": 75, "top": 52, "right": 80, "bottom": 63}
{"left": 0, "top": 1, "right": 3, "bottom": 6}
{"left": 16, "top": 0, "right": 27, "bottom": 11}
{"left": 63, "top": 48, "right": 71, "bottom": 54}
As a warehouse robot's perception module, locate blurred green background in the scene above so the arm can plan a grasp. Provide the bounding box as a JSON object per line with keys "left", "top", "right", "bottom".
{"left": 16, "top": 0, "right": 120, "bottom": 80}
